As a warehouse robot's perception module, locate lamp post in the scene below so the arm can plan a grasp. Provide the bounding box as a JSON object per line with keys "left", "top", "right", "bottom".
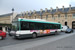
{"left": 11, "top": 8, "right": 14, "bottom": 23}
{"left": 12, "top": 8, "right": 14, "bottom": 13}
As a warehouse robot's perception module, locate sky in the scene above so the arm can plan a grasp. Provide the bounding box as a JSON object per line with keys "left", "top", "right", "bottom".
{"left": 0, "top": 0, "right": 75, "bottom": 15}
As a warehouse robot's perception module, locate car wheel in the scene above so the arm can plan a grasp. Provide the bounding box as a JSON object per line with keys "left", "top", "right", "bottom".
{"left": 0, "top": 36, "right": 3, "bottom": 40}
{"left": 32, "top": 33, "right": 37, "bottom": 38}
{"left": 71, "top": 31, "right": 73, "bottom": 33}
{"left": 9, "top": 33, "right": 12, "bottom": 36}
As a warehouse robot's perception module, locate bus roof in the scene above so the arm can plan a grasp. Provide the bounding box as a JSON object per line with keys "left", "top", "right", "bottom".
{"left": 18, "top": 18, "right": 61, "bottom": 24}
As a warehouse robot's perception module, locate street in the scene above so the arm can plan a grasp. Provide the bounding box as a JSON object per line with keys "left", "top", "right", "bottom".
{"left": 0, "top": 30, "right": 75, "bottom": 50}
{"left": 0, "top": 32, "right": 66, "bottom": 47}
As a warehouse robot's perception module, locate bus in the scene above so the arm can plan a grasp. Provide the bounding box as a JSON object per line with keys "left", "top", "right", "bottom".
{"left": 10, "top": 18, "right": 62, "bottom": 39}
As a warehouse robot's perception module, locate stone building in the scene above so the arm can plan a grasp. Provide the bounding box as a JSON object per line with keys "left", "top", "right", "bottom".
{"left": 0, "top": 5, "right": 75, "bottom": 32}
{"left": 16, "top": 5, "right": 75, "bottom": 29}
{"left": 0, "top": 13, "right": 17, "bottom": 32}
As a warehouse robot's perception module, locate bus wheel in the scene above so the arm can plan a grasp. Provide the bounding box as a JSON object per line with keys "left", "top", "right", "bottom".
{"left": 54, "top": 31, "right": 58, "bottom": 35}
{"left": 32, "top": 33, "right": 37, "bottom": 38}
{"left": 0, "top": 36, "right": 3, "bottom": 40}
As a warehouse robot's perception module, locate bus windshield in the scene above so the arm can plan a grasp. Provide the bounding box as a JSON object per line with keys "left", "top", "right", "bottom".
{"left": 12, "top": 21, "right": 19, "bottom": 31}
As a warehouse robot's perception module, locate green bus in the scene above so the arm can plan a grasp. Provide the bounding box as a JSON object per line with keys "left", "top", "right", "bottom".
{"left": 10, "top": 18, "right": 62, "bottom": 39}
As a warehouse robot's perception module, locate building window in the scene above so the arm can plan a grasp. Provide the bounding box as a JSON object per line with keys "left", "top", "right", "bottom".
{"left": 73, "top": 14, "right": 75, "bottom": 18}
{"left": 68, "top": 15, "right": 71, "bottom": 17}
{"left": 58, "top": 14, "right": 60, "bottom": 18}
{"left": 62, "top": 20, "right": 63, "bottom": 22}
{"left": 52, "top": 16, "right": 55, "bottom": 20}
{"left": 54, "top": 17, "right": 55, "bottom": 20}
{"left": 40, "top": 15, "right": 42, "bottom": 19}
{"left": 46, "top": 15, "right": 48, "bottom": 20}
{"left": 58, "top": 21, "right": 60, "bottom": 23}
{"left": 52, "top": 16, "right": 53, "bottom": 19}
{"left": 65, "top": 14, "right": 67, "bottom": 19}
{"left": 49, "top": 16, "right": 51, "bottom": 18}
{"left": 35, "top": 16, "right": 36, "bottom": 19}
{"left": 29, "top": 16, "right": 31, "bottom": 19}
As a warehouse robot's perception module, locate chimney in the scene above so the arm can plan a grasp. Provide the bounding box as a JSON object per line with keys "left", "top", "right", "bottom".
{"left": 69, "top": 5, "right": 71, "bottom": 10}
{"left": 26, "top": 11, "right": 28, "bottom": 14}
{"left": 40, "top": 9, "right": 43, "bottom": 13}
{"left": 33, "top": 10, "right": 36, "bottom": 13}
{"left": 56, "top": 6, "right": 58, "bottom": 11}
{"left": 21, "top": 12, "right": 23, "bottom": 15}
{"left": 22, "top": 11, "right": 25, "bottom": 15}
{"left": 24, "top": 11, "right": 26, "bottom": 15}
{"left": 45, "top": 8, "right": 48, "bottom": 12}
{"left": 21, "top": 12, "right": 24, "bottom": 18}
{"left": 62, "top": 6, "right": 64, "bottom": 11}
{"left": 50, "top": 7, "right": 53, "bottom": 12}
{"left": 30, "top": 10, "right": 32, "bottom": 14}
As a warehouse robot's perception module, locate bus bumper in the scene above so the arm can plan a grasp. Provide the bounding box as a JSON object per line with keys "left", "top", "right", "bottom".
{"left": 14, "top": 34, "right": 32, "bottom": 39}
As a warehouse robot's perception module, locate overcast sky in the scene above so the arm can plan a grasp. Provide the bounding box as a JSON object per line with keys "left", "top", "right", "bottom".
{"left": 0, "top": 0, "right": 75, "bottom": 15}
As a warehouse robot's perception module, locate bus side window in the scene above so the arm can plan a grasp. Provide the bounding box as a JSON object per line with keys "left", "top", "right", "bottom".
{"left": 44, "top": 24, "right": 49, "bottom": 29}
{"left": 35, "top": 23, "right": 40, "bottom": 30}
{"left": 57, "top": 24, "right": 60, "bottom": 29}
{"left": 55, "top": 24, "right": 58, "bottom": 29}
{"left": 62, "top": 27, "right": 63, "bottom": 29}
{"left": 56, "top": 24, "right": 59, "bottom": 29}
{"left": 29, "top": 22, "right": 35, "bottom": 30}
{"left": 38, "top": 23, "right": 43, "bottom": 30}
{"left": 52, "top": 24, "right": 54, "bottom": 29}
{"left": 49, "top": 24, "right": 52, "bottom": 29}
{"left": 21, "top": 21, "right": 30, "bottom": 30}
{"left": 59, "top": 25, "right": 61, "bottom": 29}
{"left": 48, "top": 24, "right": 50, "bottom": 29}
{"left": 34, "top": 22, "right": 38, "bottom": 30}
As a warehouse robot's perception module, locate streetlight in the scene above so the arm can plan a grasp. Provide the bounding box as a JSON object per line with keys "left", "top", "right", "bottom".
{"left": 11, "top": 8, "right": 14, "bottom": 23}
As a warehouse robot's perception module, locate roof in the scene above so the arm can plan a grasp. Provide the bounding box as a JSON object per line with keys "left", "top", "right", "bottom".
{"left": 18, "top": 18, "right": 61, "bottom": 24}
{"left": 0, "top": 13, "right": 13, "bottom": 17}
{"left": 16, "top": 7, "right": 75, "bottom": 17}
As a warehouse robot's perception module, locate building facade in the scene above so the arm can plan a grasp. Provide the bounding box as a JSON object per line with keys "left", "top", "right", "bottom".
{"left": 16, "top": 5, "right": 75, "bottom": 29}
{"left": 0, "top": 13, "right": 17, "bottom": 32}
{"left": 0, "top": 5, "right": 75, "bottom": 32}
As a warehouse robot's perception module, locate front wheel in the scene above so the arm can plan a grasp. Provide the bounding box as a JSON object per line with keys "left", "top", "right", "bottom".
{"left": 32, "top": 33, "right": 37, "bottom": 38}
{"left": 54, "top": 31, "right": 59, "bottom": 35}
{"left": 0, "top": 36, "right": 3, "bottom": 40}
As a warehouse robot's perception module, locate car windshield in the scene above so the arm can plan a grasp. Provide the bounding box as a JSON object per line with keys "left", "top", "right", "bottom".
{"left": 67, "top": 28, "right": 71, "bottom": 31}
{"left": 12, "top": 21, "right": 19, "bottom": 31}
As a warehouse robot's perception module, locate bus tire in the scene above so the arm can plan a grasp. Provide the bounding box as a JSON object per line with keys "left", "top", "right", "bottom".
{"left": 32, "top": 33, "right": 37, "bottom": 38}
{"left": 54, "top": 31, "right": 58, "bottom": 35}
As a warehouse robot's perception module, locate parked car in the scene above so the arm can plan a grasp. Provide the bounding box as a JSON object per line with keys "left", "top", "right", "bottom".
{"left": 0, "top": 30, "right": 6, "bottom": 40}
{"left": 61, "top": 26, "right": 68, "bottom": 32}
{"left": 8, "top": 29, "right": 16, "bottom": 36}
{"left": 65, "top": 28, "right": 73, "bottom": 33}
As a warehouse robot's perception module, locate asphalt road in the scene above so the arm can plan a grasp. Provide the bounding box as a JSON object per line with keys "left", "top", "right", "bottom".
{"left": 27, "top": 31, "right": 75, "bottom": 50}
{"left": 0, "top": 30, "right": 75, "bottom": 50}
{"left": 0, "top": 32, "right": 66, "bottom": 47}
